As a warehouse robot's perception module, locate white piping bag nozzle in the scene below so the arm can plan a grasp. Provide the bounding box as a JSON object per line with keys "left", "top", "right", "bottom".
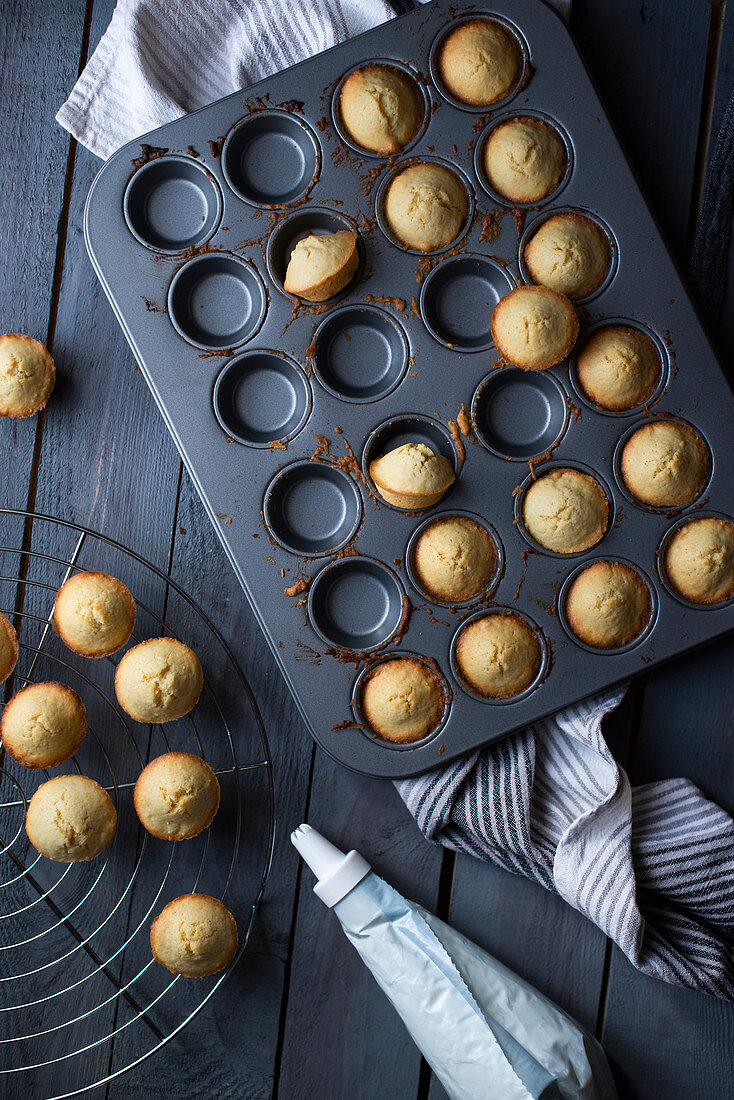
{"left": 290, "top": 823, "right": 371, "bottom": 908}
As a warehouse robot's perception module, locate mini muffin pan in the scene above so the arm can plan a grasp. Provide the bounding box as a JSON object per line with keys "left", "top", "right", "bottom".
{"left": 85, "top": 0, "right": 734, "bottom": 777}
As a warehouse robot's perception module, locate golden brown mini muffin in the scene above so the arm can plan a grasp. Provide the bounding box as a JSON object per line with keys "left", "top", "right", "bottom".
{"left": 360, "top": 657, "right": 444, "bottom": 742}
{"left": 664, "top": 517, "right": 734, "bottom": 605}
{"left": 115, "top": 638, "right": 203, "bottom": 723}
{"left": 412, "top": 515, "right": 497, "bottom": 602}
{"left": 369, "top": 442, "right": 455, "bottom": 509}
{"left": 26, "top": 774, "right": 116, "bottom": 862}
{"left": 576, "top": 325, "right": 661, "bottom": 411}
{"left": 437, "top": 19, "right": 522, "bottom": 107}
{"left": 565, "top": 561, "right": 652, "bottom": 649}
{"left": 455, "top": 612, "right": 542, "bottom": 699}
{"left": 339, "top": 64, "right": 422, "bottom": 155}
{"left": 0, "top": 334, "right": 55, "bottom": 418}
{"left": 53, "top": 571, "right": 136, "bottom": 658}
{"left": 283, "top": 230, "right": 359, "bottom": 302}
{"left": 383, "top": 163, "right": 469, "bottom": 252}
{"left": 1, "top": 682, "right": 86, "bottom": 769}
{"left": 482, "top": 117, "right": 566, "bottom": 204}
{"left": 0, "top": 611, "right": 18, "bottom": 685}
{"left": 522, "top": 468, "right": 609, "bottom": 554}
{"left": 150, "top": 894, "right": 237, "bottom": 977}
{"left": 134, "top": 752, "right": 220, "bottom": 840}
{"left": 620, "top": 420, "right": 709, "bottom": 508}
{"left": 524, "top": 213, "right": 611, "bottom": 300}
{"left": 491, "top": 285, "right": 578, "bottom": 370}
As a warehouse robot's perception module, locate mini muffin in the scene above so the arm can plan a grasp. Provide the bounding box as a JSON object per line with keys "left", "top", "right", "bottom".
{"left": 0, "top": 611, "right": 18, "bottom": 685}
{"left": 369, "top": 442, "right": 455, "bottom": 509}
{"left": 482, "top": 117, "right": 566, "bottom": 204}
{"left": 0, "top": 334, "right": 55, "bottom": 418}
{"left": 412, "top": 515, "right": 497, "bottom": 602}
{"left": 524, "top": 212, "right": 611, "bottom": 300}
{"left": 115, "top": 638, "right": 203, "bottom": 723}
{"left": 1, "top": 682, "right": 86, "bottom": 769}
{"left": 150, "top": 894, "right": 237, "bottom": 977}
{"left": 283, "top": 230, "right": 359, "bottom": 302}
{"left": 522, "top": 468, "right": 609, "bottom": 554}
{"left": 383, "top": 163, "right": 468, "bottom": 252}
{"left": 53, "top": 571, "right": 136, "bottom": 658}
{"left": 437, "top": 18, "right": 522, "bottom": 107}
{"left": 664, "top": 517, "right": 734, "bottom": 605}
{"left": 455, "top": 612, "right": 542, "bottom": 699}
{"left": 620, "top": 420, "right": 709, "bottom": 508}
{"left": 26, "top": 774, "right": 116, "bottom": 862}
{"left": 576, "top": 325, "right": 661, "bottom": 411}
{"left": 134, "top": 752, "right": 220, "bottom": 840}
{"left": 491, "top": 286, "right": 578, "bottom": 370}
{"left": 339, "top": 64, "right": 422, "bottom": 155}
{"left": 565, "top": 560, "right": 652, "bottom": 649}
{"left": 360, "top": 657, "right": 443, "bottom": 742}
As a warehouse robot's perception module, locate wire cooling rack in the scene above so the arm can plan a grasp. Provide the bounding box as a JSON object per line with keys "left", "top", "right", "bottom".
{"left": 0, "top": 509, "right": 275, "bottom": 1099}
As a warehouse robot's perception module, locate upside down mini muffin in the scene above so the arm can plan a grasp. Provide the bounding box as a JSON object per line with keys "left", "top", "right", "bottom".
{"left": 283, "top": 230, "right": 359, "bottom": 302}
{"left": 134, "top": 752, "right": 220, "bottom": 841}
{"left": 565, "top": 561, "right": 652, "bottom": 649}
{"left": 383, "top": 163, "right": 469, "bottom": 252}
{"left": 522, "top": 468, "right": 609, "bottom": 554}
{"left": 620, "top": 420, "right": 710, "bottom": 508}
{"left": 0, "top": 334, "right": 55, "bottom": 418}
{"left": 115, "top": 637, "right": 203, "bottom": 723}
{"left": 339, "top": 64, "right": 422, "bottom": 155}
{"left": 455, "top": 612, "right": 542, "bottom": 699}
{"left": 482, "top": 117, "right": 566, "bottom": 204}
{"left": 524, "top": 212, "right": 611, "bottom": 300}
{"left": 575, "top": 325, "right": 662, "bottom": 412}
{"left": 26, "top": 774, "right": 116, "bottom": 862}
{"left": 0, "top": 611, "right": 18, "bottom": 685}
{"left": 412, "top": 515, "right": 497, "bottom": 602}
{"left": 1, "top": 682, "right": 86, "bottom": 769}
{"left": 437, "top": 18, "right": 522, "bottom": 107}
{"left": 150, "top": 894, "right": 237, "bottom": 977}
{"left": 369, "top": 442, "right": 455, "bottom": 509}
{"left": 491, "top": 285, "right": 578, "bottom": 370}
{"left": 360, "top": 657, "right": 444, "bottom": 742}
{"left": 53, "top": 570, "right": 136, "bottom": 658}
{"left": 664, "top": 517, "right": 734, "bottom": 605}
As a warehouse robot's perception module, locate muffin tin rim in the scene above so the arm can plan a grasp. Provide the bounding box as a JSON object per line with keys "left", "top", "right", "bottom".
{"left": 361, "top": 412, "right": 464, "bottom": 513}
{"left": 212, "top": 348, "right": 313, "bottom": 448}
{"left": 310, "top": 302, "right": 411, "bottom": 404}
{"left": 262, "top": 458, "right": 364, "bottom": 557}
{"left": 166, "top": 252, "right": 268, "bottom": 350}
{"left": 558, "top": 555, "right": 659, "bottom": 655}
{"left": 470, "top": 365, "right": 571, "bottom": 461}
{"left": 307, "top": 553, "right": 407, "bottom": 651}
{"left": 428, "top": 11, "right": 532, "bottom": 115}
{"left": 449, "top": 605, "right": 550, "bottom": 705}
{"left": 418, "top": 252, "right": 517, "bottom": 353}
{"left": 331, "top": 57, "right": 432, "bottom": 160}
{"left": 514, "top": 459, "right": 616, "bottom": 557}
{"left": 568, "top": 315, "right": 670, "bottom": 418}
{"left": 220, "top": 108, "right": 322, "bottom": 208}
{"left": 123, "top": 153, "right": 224, "bottom": 255}
{"left": 612, "top": 412, "right": 714, "bottom": 515}
{"left": 518, "top": 204, "right": 619, "bottom": 304}
{"left": 473, "top": 108, "right": 574, "bottom": 209}
{"left": 374, "top": 153, "right": 476, "bottom": 257}
{"left": 351, "top": 650, "right": 452, "bottom": 750}
{"left": 405, "top": 508, "right": 505, "bottom": 608}
{"left": 656, "top": 510, "right": 734, "bottom": 611}
{"left": 265, "top": 205, "right": 366, "bottom": 304}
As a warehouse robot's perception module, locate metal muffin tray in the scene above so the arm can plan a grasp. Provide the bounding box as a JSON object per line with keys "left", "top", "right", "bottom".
{"left": 84, "top": 0, "right": 734, "bottom": 777}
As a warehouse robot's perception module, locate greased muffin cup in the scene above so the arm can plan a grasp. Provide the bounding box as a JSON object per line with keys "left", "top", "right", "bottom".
{"left": 213, "top": 350, "right": 312, "bottom": 447}
{"left": 167, "top": 254, "right": 267, "bottom": 350}
{"left": 267, "top": 208, "right": 364, "bottom": 303}
{"left": 308, "top": 556, "right": 407, "bottom": 651}
{"left": 420, "top": 254, "right": 515, "bottom": 352}
{"left": 124, "top": 155, "right": 223, "bottom": 252}
{"left": 471, "top": 367, "right": 569, "bottom": 460}
{"left": 264, "top": 460, "right": 362, "bottom": 556}
{"left": 222, "top": 110, "right": 320, "bottom": 207}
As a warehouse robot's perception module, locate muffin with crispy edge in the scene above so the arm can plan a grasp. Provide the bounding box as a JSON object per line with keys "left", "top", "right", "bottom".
{"left": 455, "top": 611, "right": 542, "bottom": 699}
{"left": 664, "top": 516, "right": 734, "bottom": 605}
{"left": 576, "top": 325, "right": 662, "bottom": 412}
{"left": 339, "top": 64, "right": 423, "bottom": 155}
{"left": 26, "top": 774, "right": 117, "bottom": 862}
{"left": 383, "top": 162, "right": 469, "bottom": 253}
{"left": 0, "top": 611, "right": 18, "bottom": 685}
{"left": 412, "top": 515, "right": 497, "bottom": 602}
{"left": 0, "top": 334, "right": 55, "bottom": 418}
{"left": 565, "top": 560, "right": 652, "bottom": 649}
{"left": 524, "top": 212, "right": 611, "bottom": 300}
{"left": 482, "top": 116, "right": 566, "bottom": 204}
{"left": 437, "top": 18, "right": 522, "bottom": 107}
{"left": 150, "top": 894, "right": 237, "bottom": 977}
{"left": 1, "top": 682, "right": 86, "bottom": 769}
{"left": 370, "top": 442, "right": 455, "bottom": 509}
{"left": 134, "top": 752, "right": 220, "bottom": 840}
{"left": 283, "top": 230, "right": 359, "bottom": 302}
{"left": 53, "top": 570, "right": 136, "bottom": 658}
{"left": 491, "top": 285, "right": 578, "bottom": 370}
{"left": 522, "top": 467, "right": 609, "bottom": 554}
{"left": 620, "top": 419, "right": 710, "bottom": 508}
{"left": 360, "top": 656, "right": 444, "bottom": 742}
{"left": 115, "top": 637, "right": 203, "bottom": 723}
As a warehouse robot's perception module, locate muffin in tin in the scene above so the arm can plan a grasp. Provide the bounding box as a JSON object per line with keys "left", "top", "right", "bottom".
{"left": 455, "top": 611, "right": 542, "bottom": 699}
{"left": 383, "top": 163, "right": 469, "bottom": 253}
{"left": 522, "top": 467, "right": 609, "bottom": 554}
{"left": 339, "top": 64, "right": 422, "bottom": 155}
{"left": 360, "top": 657, "right": 444, "bottom": 742}
{"left": 491, "top": 285, "right": 578, "bottom": 370}
{"left": 283, "top": 230, "right": 359, "bottom": 302}
{"left": 576, "top": 325, "right": 662, "bottom": 412}
{"left": 565, "top": 560, "right": 652, "bottom": 649}
{"left": 524, "top": 212, "right": 611, "bottom": 300}
{"left": 437, "top": 19, "right": 522, "bottom": 107}
{"left": 482, "top": 117, "right": 566, "bottom": 204}
{"left": 620, "top": 420, "right": 709, "bottom": 508}
{"left": 412, "top": 515, "right": 497, "bottom": 602}
{"left": 369, "top": 442, "right": 455, "bottom": 509}
{"left": 664, "top": 516, "right": 734, "bottom": 605}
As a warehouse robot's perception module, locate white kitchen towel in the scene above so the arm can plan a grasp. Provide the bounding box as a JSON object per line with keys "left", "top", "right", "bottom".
{"left": 57, "top": 0, "right": 733, "bottom": 1001}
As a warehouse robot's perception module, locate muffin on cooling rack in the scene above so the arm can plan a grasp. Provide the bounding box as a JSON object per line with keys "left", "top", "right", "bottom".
{"left": 360, "top": 657, "right": 444, "bottom": 743}
{"left": 455, "top": 611, "right": 542, "bottom": 699}
{"left": 411, "top": 515, "right": 497, "bottom": 602}
{"left": 482, "top": 117, "right": 566, "bottom": 204}
{"left": 437, "top": 18, "right": 522, "bottom": 106}
{"left": 115, "top": 637, "right": 203, "bottom": 723}
{"left": 523, "top": 212, "right": 611, "bottom": 299}
{"left": 150, "top": 894, "right": 238, "bottom": 977}
{"left": 1, "top": 682, "right": 86, "bottom": 768}
{"left": 339, "top": 64, "right": 422, "bottom": 155}
{"left": 664, "top": 516, "right": 734, "bottom": 605}
{"left": 134, "top": 752, "right": 220, "bottom": 840}
{"left": 369, "top": 441, "right": 455, "bottom": 509}
{"left": 283, "top": 230, "right": 358, "bottom": 302}
{"left": 522, "top": 467, "right": 609, "bottom": 554}
{"left": 26, "top": 774, "right": 116, "bottom": 861}
{"left": 491, "top": 285, "right": 578, "bottom": 370}
{"left": 575, "top": 324, "right": 662, "bottom": 412}
{"left": 53, "top": 570, "right": 136, "bottom": 658}
{"left": 0, "top": 611, "right": 18, "bottom": 684}
{"left": 565, "top": 561, "right": 652, "bottom": 649}
{"left": 383, "top": 162, "right": 468, "bottom": 252}
{"left": 0, "top": 333, "right": 55, "bottom": 418}
{"left": 620, "top": 419, "right": 709, "bottom": 508}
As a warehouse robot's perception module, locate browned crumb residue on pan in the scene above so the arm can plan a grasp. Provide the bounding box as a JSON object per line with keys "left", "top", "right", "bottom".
{"left": 187, "top": 145, "right": 200, "bottom": 158}
{"left": 311, "top": 433, "right": 331, "bottom": 461}
{"left": 131, "top": 144, "right": 169, "bottom": 169}
{"left": 391, "top": 594, "right": 412, "bottom": 646}
{"left": 285, "top": 576, "right": 311, "bottom": 598}
{"left": 410, "top": 296, "right": 421, "bottom": 317}
{"left": 330, "top": 719, "right": 363, "bottom": 731}
{"left": 207, "top": 137, "right": 225, "bottom": 158}
{"left": 141, "top": 297, "right": 161, "bottom": 313}
{"left": 457, "top": 403, "right": 471, "bottom": 437}
{"left": 295, "top": 639, "right": 322, "bottom": 664}
{"left": 448, "top": 419, "right": 466, "bottom": 470}
{"left": 364, "top": 294, "right": 406, "bottom": 312}
{"left": 269, "top": 439, "right": 288, "bottom": 451}
{"left": 479, "top": 209, "right": 505, "bottom": 243}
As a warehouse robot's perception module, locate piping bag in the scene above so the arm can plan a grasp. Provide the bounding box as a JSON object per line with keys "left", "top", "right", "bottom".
{"left": 291, "top": 824, "right": 617, "bottom": 1100}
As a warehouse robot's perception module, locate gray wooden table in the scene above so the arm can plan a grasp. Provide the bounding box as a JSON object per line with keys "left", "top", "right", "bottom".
{"left": 1, "top": 0, "right": 733, "bottom": 1096}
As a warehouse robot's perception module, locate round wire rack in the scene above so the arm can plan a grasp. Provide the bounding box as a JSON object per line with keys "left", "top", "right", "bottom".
{"left": 0, "top": 509, "right": 275, "bottom": 1098}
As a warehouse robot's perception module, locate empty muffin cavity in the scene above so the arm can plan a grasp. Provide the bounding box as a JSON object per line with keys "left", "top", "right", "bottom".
{"left": 308, "top": 557, "right": 406, "bottom": 650}
{"left": 471, "top": 368, "right": 568, "bottom": 460}
{"left": 167, "top": 253, "right": 267, "bottom": 349}
{"left": 429, "top": 15, "right": 530, "bottom": 111}
{"left": 213, "top": 351, "right": 311, "bottom": 447}
{"left": 124, "top": 155, "right": 223, "bottom": 253}
{"left": 267, "top": 208, "right": 363, "bottom": 302}
{"left": 263, "top": 461, "right": 362, "bottom": 556}
{"left": 311, "top": 305, "right": 409, "bottom": 403}
{"left": 362, "top": 414, "right": 461, "bottom": 511}
{"left": 222, "top": 111, "right": 320, "bottom": 206}
{"left": 475, "top": 112, "right": 572, "bottom": 207}
{"left": 333, "top": 59, "right": 428, "bottom": 157}
{"left": 420, "top": 255, "right": 515, "bottom": 352}
{"left": 406, "top": 511, "right": 503, "bottom": 606}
